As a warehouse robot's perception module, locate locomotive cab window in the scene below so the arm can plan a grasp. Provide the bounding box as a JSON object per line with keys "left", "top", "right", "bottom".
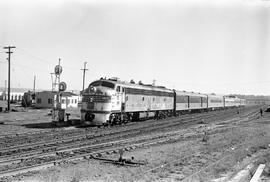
{"left": 102, "top": 81, "right": 115, "bottom": 89}
{"left": 142, "top": 97, "right": 145, "bottom": 101}
{"left": 90, "top": 81, "right": 115, "bottom": 89}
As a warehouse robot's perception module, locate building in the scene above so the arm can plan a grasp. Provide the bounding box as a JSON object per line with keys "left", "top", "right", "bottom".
{"left": 0, "top": 100, "right": 7, "bottom": 112}
{"left": 0, "top": 88, "right": 28, "bottom": 103}
{"left": 35, "top": 91, "right": 80, "bottom": 109}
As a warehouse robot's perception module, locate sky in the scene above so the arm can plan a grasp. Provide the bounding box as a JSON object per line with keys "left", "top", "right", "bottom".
{"left": 0, "top": 0, "right": 269, "bottom": 95}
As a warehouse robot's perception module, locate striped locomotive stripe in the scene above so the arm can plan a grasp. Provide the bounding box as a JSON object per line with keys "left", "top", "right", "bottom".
{"left": 82, "top": 95, "right": 111, "bottom": 103}
{"left": 125, "top": 87, "right": 174, "bottom": 97}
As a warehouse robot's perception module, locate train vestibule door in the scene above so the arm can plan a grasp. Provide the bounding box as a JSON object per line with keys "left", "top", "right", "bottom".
{"left": 121, "top": 87, "right": 126, "bottom": 112}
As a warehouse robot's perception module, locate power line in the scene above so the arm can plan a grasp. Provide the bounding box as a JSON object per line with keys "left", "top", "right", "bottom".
{"left": 3, "top": 46, "right": 16, "bottom": 112}
{"left": 10, "top": 61, "right": 47, "bottom": 74}
{"left": 16, "top": 47, "right": 53, "bottom": 65}
{"left": 16, "top": 47, "right": 82, "bottom": 71}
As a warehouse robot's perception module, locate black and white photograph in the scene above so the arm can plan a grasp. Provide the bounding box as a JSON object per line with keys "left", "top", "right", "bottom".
{"left": 0, "top": 0, "right": 270, "bottom": 181}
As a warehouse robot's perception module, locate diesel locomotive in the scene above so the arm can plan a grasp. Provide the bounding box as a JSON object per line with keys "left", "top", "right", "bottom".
{"left": 81, "top": 78, "right": 245, "bottom": 125}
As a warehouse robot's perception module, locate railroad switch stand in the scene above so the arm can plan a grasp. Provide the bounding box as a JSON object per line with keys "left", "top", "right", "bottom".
{"left": 90, "top": 155, "right": 146, "bottom": 167}
{"left": 90, "top": 149, "right": 146, "bottom": 166}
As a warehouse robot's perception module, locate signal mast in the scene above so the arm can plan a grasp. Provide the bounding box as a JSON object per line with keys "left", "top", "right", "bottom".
{"left": 52, "top": 59, "right": 67, "bottom": 125}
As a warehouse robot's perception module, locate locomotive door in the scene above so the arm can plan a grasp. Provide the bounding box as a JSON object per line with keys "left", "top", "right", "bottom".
{"left": 115, "top": 86, "right": 125, "bottom": 112}
{"left": 121, "top": 87, "right": 126, "bottom": 112}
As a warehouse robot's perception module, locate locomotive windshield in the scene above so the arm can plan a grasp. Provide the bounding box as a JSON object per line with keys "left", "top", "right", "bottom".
{"left": 90, "top": 81, "right": 115, "bottom": 89}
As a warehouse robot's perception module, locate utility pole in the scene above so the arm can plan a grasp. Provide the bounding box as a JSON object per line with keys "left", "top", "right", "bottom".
{"left": 4, "top": 80, "right": 7, "bottom": 100}
{"left": 81, "top": 62, "right": 88, "bottom": 91}
{"left": 3, "top": 46, "right": 16, "bottom": 112}
{"left": 33, "top": 75, "right": 36, "bottom": 93}
{"left": 50, "top": 73, "right": 55, "bottom": 91}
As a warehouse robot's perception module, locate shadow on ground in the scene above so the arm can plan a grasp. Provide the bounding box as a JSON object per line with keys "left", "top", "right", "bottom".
{"left": 22, "top": 119, "right": 82, "bottom": 129}
{"left": 22, "top": 122, "right": 58, "bottom": 129}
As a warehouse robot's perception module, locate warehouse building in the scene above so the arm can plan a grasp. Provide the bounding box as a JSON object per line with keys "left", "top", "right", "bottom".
{"left": 0, "top": 100, "right": 7, "bottom": 112}
{"left": 0, "top": 88, "right": 26, "bottom": 103}
{"left": 35, "top": 91, "right": 80, "bottom": 109}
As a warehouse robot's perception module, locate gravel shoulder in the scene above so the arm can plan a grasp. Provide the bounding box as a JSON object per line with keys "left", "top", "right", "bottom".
{"left": 3, "top": 107, "right": 270, "bottom": 182}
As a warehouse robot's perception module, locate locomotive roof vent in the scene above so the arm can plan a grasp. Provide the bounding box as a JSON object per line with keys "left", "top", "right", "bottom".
{"left": 157, "top": 86, "right": 166, "bottom": 88}
{"left": 130, "top": 79, "right": 135, "bottom": 84}
{"left": 108, "top": 77, "right": 119, "bottom": 81}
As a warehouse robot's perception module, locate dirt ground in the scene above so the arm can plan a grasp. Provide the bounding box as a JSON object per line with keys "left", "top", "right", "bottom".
{"left": 1, "top": 107, "right": 270, "bottom": 182}
{"left": 0, "top": 108, "right": 81, "bottom": 135}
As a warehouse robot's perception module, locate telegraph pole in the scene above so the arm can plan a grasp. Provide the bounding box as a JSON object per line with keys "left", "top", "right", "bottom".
{"left": 33, "top": 75, "right": 36, "bottom": 93}
{"left": 3, "top": 46, "right": 16, "bottom": 112}
{"left": 81, "top": 62, "right": 88, "bottom": 91}
{"left": 50, "top": 73, "right": 55, "bottom": 91}
{"left": 4, "top": 80, "right": 7, "bottom": 100}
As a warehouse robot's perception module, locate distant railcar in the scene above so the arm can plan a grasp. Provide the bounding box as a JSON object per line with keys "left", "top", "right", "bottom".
{"left": 240, "top": 99, "right": 246, "bottom": 106}
{"left": 208, "top": 94, "right": 224, "bottom": 109}
{"left": 224, "top": 96, "right": 235, "bottom": 107}
{"left": 175, "top": 91, "right": 208, "bottom": 115}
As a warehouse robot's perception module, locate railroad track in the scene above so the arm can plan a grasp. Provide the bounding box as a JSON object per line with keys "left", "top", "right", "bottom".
{"left": 0, "top": 106, "right": 260, "bottom": 180}
{"left": 0, "top": 108, "right": 237, "bottom": 149}
{"left": 0, "top": 112, "right": 225, "bottom": 164}
{"left": 134, "top": 106, "right": 264, "bottom": 181}
{"left": 0, "top": 106, "right": 258, "bottom": 161}
{"left": 0, "top": 120, "right": 244, "bottom": 180}
{"left": 0, "top": 128, "right": 207, "bottom": 179}
{"left": 0, "top": 106, "right": 251, "bottom": 149}
{"left": 0, "top": 107, "right": 246, "bottom": 160}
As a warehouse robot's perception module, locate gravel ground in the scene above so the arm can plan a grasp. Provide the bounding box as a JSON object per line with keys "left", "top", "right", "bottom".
{"left": 0, "top": 108, "right": 80, "bottom": 135}
{"left": 1, "top": 106, "right": 270, "bottom": 182}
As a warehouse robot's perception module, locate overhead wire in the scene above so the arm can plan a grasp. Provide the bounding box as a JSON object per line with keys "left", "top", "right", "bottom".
{"left": 16, "top": 47, "right": 54, "bottom": 66}
{"left": 15, "top": 47, "right": 101, "bottom": 86}
{"left": 16, "top": 47, "right": 83, "bottom": 71}
{"left": 10, "top": 47, "right": 92, "bottom": 90}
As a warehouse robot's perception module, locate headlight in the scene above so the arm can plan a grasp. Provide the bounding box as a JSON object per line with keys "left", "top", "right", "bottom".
{"left": 85, "top": 112, "right": 95, "bottom": 121}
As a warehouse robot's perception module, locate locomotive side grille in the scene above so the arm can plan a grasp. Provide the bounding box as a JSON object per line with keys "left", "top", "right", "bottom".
{"left": 82, "top": 95, "right": 111, "bottom": 103}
